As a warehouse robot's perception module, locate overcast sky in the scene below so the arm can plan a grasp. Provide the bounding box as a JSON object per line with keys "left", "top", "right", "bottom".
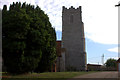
{"left": 0, "top": 0, "right": 119, "bottom": 64}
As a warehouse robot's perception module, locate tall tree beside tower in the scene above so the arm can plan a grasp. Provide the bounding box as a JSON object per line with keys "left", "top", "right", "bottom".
{"left": 2, "top": 2, "right": 56, "bottom": 74}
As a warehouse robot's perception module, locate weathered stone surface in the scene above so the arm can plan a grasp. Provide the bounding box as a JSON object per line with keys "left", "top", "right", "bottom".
{"left": 62, "top": 6, "right": 87, "bottom": 71}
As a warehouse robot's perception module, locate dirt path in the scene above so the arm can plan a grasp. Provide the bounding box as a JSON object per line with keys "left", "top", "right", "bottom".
{"left": 68, "top": 71, "right": 118, "bottom": 80}
{"left": 75, "top": 71, "right": 118, "bottom": 78}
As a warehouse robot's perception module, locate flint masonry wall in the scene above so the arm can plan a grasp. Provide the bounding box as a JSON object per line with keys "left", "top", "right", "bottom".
{"left": 62, "top": 6, "right": 87, "bottom": 71}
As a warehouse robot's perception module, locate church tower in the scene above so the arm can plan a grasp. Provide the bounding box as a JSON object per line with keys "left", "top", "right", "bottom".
{"left": 62, "top": 6, "right": 87, "bottom": 71}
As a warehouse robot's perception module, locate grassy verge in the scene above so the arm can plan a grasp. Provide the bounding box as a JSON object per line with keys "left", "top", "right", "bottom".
{"left": 2, "top": 71, "right": 98, "bottom": 80}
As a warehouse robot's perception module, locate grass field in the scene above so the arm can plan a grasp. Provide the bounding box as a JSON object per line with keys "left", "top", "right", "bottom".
{"left": 2, "top": 71, "right": 98, "bottom": 80}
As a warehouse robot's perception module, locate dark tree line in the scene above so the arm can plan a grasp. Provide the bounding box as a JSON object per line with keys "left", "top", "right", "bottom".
{"left": 105, "top": 58, "right": 117, "bottom": 68}
{"left": 2, "top": 2, "right": 56, "bottom": 74}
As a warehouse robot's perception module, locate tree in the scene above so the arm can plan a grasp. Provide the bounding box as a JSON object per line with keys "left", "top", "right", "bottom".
{"left": 34, "top": 7, "right": 57, "bottom": 72}
{"left": 35, "top": 28, "right": 57, "bottom": 72}
{"left": 105, "top": 58, "right": 117, "bottom": 68}
{"left": 2, "top": 2, "right": 56, "bottom": 74}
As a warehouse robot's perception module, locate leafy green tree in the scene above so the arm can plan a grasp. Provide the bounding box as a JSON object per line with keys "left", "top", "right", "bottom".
{"left": 34, "top": 7, "right": 57, "bottom": 73}
{"left": 2, "top": 2, "right": 56, "bottom": 74}
{"left": 105, "top": 58, "right": 117, "bottom": 68}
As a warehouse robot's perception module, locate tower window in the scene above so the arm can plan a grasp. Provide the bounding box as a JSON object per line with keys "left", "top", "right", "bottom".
{"left": 70, "top": 15, "right": 73, "bottom": 23}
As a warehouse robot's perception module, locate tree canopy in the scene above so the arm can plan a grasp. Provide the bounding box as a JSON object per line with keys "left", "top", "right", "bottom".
{"left": 105, "top": 58, "right": 117, "bottom": 68}
{"left": 2, "top": 2, "right": 56, "bottom": 74}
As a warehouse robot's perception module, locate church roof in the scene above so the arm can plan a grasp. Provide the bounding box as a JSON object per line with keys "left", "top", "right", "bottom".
{"left": 87, "top": 64, "right": 102, "bottom": 66}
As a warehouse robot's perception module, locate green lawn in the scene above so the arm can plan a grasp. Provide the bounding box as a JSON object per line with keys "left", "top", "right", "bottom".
{"left": 2, "top": 71, "right": 98, "bottom": 80}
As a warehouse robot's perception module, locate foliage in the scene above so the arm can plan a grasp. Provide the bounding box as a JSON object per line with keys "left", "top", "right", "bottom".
{"left": 2, "top": 2, "right": 56, "bottom": 74}
{"left": 105, "top": 58, "right": 117, "bottom": 68}
{"left": 35, "top": 13, "right": 57, "bottom": 73}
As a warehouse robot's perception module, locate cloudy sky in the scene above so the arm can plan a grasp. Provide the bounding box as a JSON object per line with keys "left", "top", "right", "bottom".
{"left": 0, "top": 0, "right": 119, "bottom": 64}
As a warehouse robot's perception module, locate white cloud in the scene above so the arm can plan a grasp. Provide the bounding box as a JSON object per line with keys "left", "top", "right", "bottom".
{"left": 83, "top": 0, "right": 118, "bottom": 44}
{"left": 108, "top": 47, "right": 118, "bottom": 53}
{"left": 0, "top": 0, "right": 119, "bottom": 44}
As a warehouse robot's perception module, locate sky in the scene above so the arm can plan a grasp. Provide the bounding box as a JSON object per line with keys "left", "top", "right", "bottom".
{"left": 0, "top": 0, "right": 119, "bottom": 65}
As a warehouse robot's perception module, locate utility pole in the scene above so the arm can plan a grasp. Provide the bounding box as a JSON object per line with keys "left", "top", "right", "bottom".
{"left": 102, "top": 54, "right": 104, "bottom": 65}
{"left": 115, "top": 2, "right": 120, "bottom": 58}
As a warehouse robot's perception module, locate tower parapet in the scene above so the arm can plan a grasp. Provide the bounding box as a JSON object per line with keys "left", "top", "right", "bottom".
{"left": 62, "top": 6, "right": 82, "bottom": 13}
{"left": 62, "top": 6, "right": 82, "bottom": 22}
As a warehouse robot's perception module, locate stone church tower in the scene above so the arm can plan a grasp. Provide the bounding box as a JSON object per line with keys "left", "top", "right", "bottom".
{"left": 62, "top": 6, "right": 87, "bottom": 71}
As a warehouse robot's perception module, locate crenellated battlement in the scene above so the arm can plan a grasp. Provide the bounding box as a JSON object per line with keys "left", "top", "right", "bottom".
{"left": 62, "top": 6, "right": 81, "bottom": 9}
{"left": 62, "top": 6, "right": 82, "bottom": 13}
